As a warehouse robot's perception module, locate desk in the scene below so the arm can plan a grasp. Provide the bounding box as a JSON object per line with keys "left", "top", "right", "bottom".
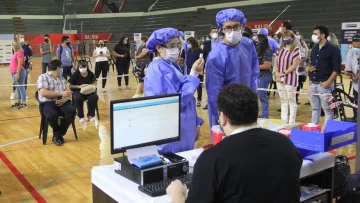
{"left": 92, "top": 149, "right": 335, "bottom": 203}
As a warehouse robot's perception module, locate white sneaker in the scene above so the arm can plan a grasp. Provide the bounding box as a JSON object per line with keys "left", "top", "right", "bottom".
{"left": 89, "top": 116, "right": 96, "bottom": 122}
{"left": 10, "top": 93, "right": 15, "bottom": 100}
{"left": 132, "top": 94, "right": 142, "bottom": 98}
{"left": 118, "top": 86, "right": 122, "bottom": 90}
{"left": 79, "top": 118, "right": 86, "bottom": 123}
{"left": 102, "top": 89, "right": 106, "bottom": 93}
{"left": 125, "top": 86, "right": 131, "bottom": 90}
{"left": 26, "top": 96, "right": 29, "bottom": 99}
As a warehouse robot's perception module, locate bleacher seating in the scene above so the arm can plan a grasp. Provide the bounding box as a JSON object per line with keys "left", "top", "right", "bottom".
{"left": 122, "top": 0, "right": 156, "bottom": 12}
{"left": 65, "top": 0, "right": 97, "bottom": 14}
{"left": 0, "top": 0, "right": 63, "bottom": 15}
{"left": 0, "top": 20, "right": 16, "bottom": 34}
{"left": 152, "top": 0, "right": 210, "bottom": 11}
{"left": 23, "top": 19, "right": 63, "bottom": 34}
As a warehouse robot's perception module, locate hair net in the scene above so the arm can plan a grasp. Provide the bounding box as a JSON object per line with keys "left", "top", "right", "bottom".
{"left": 179, "top": 31, "right": 185, "bottom": 39}
{"left": 146, "top": 28, "right": 180, "bottom": 53}
{"left": 258, "top": 28, "right": 269, "bottom": 36}
{"left": 216, "top": 8, "right": 247, "bottom": 29}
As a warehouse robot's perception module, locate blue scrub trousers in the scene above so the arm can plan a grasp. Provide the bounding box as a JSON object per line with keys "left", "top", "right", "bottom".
{"left": 257, "top": 74, "right": 272, "bottom": 118}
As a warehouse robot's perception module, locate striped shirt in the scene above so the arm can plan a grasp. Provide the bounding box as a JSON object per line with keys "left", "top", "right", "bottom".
{"left": 276, "top": 47, "right": 300, "bottom": 87}
{"left": 37, "top": 72, "right": 67, "bottom": 102}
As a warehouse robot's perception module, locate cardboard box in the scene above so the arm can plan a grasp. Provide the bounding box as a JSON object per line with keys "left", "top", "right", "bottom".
{"left": 290, "top": 120, "right": 357, "bottom": 153}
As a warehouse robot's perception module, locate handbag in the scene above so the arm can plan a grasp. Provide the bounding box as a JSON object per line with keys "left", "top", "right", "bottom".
{"left": 80, "top": 85, "right": 96, "bottom": 95}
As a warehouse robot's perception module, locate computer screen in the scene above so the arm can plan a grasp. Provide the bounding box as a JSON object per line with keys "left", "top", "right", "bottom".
{"left": 110, "top": 94, "right": 181, "bottom": 154}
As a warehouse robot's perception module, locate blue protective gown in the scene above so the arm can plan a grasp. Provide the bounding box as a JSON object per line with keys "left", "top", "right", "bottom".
{"left": 144, "top": 58, "right": 204, "bottom": 154}
{"left": 268, "top": 37, "right": 280, "bottom": 54}
{"left": 205, "top": 37, "right": 260, "bottom": 129}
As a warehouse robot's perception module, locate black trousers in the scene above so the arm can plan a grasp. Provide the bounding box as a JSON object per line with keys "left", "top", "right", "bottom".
{"left": 62, "top": 66, "right": 73, "bottom": 81}
{"left": 296, "top": 75, "right": 307, "bottom": 101}
{"left": 42, "top": 101, "right": 76, "bottom": 138}
{"left": 95, "top": 61, "right": 109, "bottom": 88}
{"left": 116, "top": 61, "right": 130, "bottom": 86}
{"left": 73, "top": 91, "right": 99, "bottom": 118}
{"left": 197, "top": 74, "right": 204, "bottom": 101}
{"left": 42, "top": 63, "right": 50, "bottom": 74}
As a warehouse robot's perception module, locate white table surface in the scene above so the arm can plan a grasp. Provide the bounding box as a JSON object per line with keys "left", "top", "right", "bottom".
{"left": 91, "top": 149, "right": 335, "bottom": 203}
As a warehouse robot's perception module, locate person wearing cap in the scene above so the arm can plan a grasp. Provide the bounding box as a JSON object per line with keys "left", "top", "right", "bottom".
{"left": 69, "top": 61, "right": 98, "bottom": 123}
{"left": 205, "top": 8, "right": 259, "bottom": 135}
{"left": 144, "top": 28, "right": 204, "bottom": 154}
{"left": 258, "top": 28, "right": 280, "bottom": 54}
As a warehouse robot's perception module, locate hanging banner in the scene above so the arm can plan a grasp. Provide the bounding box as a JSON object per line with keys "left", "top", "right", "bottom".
{"left": 340, "top": 22, "right": 360, "bottom": 64}
{"left": 184, "top": 31, "right": 195, "bottom": 40}
{"left": 134, "top": 33, "right": 142, "bottom": 51}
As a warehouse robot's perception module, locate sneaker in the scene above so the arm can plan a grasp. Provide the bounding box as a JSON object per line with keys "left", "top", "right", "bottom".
{"left": 60, "top": 136, "right": 65, "bottom": 144}
{"left": 19, "top": 104, "right": 28, "bottom": 109}
{"left": 125, "top": 86, "right": 131, "bottom": 90}
{"left": 79, "top": 118, "right": 86, "bottom": 123}
{"left": 296, "top": 100, "right": 300, "bottom": 105}
{"left": 258, "top": 115, "right": 263, "bottom": 118}
{"left": 118, "top": 86, "right": 122, "bottom": 90}
{"left": 102, "top": 89, "right": 107, "bottom": 93}
{"left": 89, "top": 116, "right": 96, "bottom": 122}
{"left": 132, "top": 94, "right": 142, "bottom": 98}
{"left": 305, "top": 102, "right": 311, "bottom": 105}
{"left": 196, "top": 101, "right": 201, "bottom": 106}
{"left": 202, "top": 104, "right": 208, "bottom": 110}
{"left": 11, "top": 103, "right": 20, "bottom": 108}
{"left": 52, "top": 136, "right": 62, "bottom": 146}
{"left": 10, "top": 93, "right": 15, "bottom": 100}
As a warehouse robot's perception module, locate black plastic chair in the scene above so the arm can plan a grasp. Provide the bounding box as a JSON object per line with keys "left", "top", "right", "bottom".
{"left": 334, "top": 88, "right": 357, "bottom": 123}
{"left": 71, "top": 91, "right": 100, "bottom": 120}
{"left": 35, "top": 91, "right": 78, "bottom": 145}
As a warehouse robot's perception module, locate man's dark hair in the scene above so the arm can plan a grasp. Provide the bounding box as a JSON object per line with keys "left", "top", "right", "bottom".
{"left": 314, "top": 25, "right": 329, "bottom": 38}
{"left": 48, "top": 59, "right": 62, "bottom": 71}
{"left": 210, "top": 27, "right": 217, "bottom": 32}
{"left": 44, "top": 34, "right": 49, "bottom": 37}
{"left": 61, "top": 36, "right": 69, "bottom": 43}
{"left": 141, "top": 36, "right": 148, "bottom": 42}
{"left": 353, "top": 34, "right": 360, "bottom": 42}
{"left": 243, "top": 26, "right": 253, "bottom": 35}
{"left": 283, "top": 21, "right": 292, "bottom": 30}
{"left": 217, "top": 84, "right": 258, "bottom": 126}
{"left": 242, "top": 31, "right": 251, "bottom": 39}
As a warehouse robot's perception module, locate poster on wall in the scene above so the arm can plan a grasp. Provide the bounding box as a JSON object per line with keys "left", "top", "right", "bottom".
{"left": 134, "top": 33, "right": 142, "bottom": 51}
{"left": 184, "top": 31, "right": 195, "bottom": 40}
{"left": 341, "top": 22, "right": 360, "bottom": 64}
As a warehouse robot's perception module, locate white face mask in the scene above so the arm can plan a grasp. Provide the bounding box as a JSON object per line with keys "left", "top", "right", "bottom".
{"left": 252, "top": 36, "right": 257, "bottom": 41}
{"left": 312, "top": 34, "right": 320, "bottom": 43}
{"left": 20, "top": 38, "right": 25, "bottom": 43}
{"left": 211, "top": 33, "right": 218, "bottom": 39}
{"left": 225, "top": 30, "right": 242, "bottom": 45}
{"left": 164, "top": 48, "right": 180, "bottom": 63}
{"left": 296, "top": 35, "right": 301, "bottom": 39}
{"left": 79, "top": 67, "right": 87, "bottom": 73}
{"left": 123, "top": 39, "right": 128, "bottom": 44}
{"left": 327, "top": 36, "right": 331, "bottom": 41}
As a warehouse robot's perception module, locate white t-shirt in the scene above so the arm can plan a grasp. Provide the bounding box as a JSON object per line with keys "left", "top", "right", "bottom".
{"left": 95, "top": 47, "right": 108, "bottom": 62}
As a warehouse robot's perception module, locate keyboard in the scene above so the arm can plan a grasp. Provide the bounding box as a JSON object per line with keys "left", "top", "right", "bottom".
{"left": 138, "top": 173, "right": 193, "bottom": 197}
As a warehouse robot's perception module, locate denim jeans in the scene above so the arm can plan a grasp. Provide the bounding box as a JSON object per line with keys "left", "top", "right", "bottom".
{"left": 309, "top": 82, "right": 334, "bottom": 125}
{"left": 12, "top": 69, "right": 27, "bottom": 102}
{"left": 256, "top": 74, "right": 272, "bottom": 118}
{"left": 42, "top": 62, "right": 49, "bottom": 74}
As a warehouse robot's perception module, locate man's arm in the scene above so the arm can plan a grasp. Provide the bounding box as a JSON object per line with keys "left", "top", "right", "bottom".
{"left": 250, "top": 42, "right": 260, "bottom": 91}
{"left": 55, "top": 46, "right": 60, "bottom": 60}
{"left": 323, "top": 46, "right": 342, "bottom": 88}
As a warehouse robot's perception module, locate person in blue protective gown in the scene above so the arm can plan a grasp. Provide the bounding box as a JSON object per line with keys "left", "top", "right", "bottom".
{"left": 144, "top": 28, "right": 205, "bottom": 154}
{"left": 259, "top": 28, "right": 280, "bottom": 54}
{"left": 206, "top": 8, "right": 260, "bottom": 133}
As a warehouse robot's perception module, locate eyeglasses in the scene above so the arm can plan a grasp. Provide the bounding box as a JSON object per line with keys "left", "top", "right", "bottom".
{"left": 163, "top": 43, "right": 181, "bottom": 49}
{"left": 222, "top": 24, "right": 242, "bottom": 33}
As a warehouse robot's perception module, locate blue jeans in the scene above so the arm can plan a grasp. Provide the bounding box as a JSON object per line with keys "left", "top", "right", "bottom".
{"left": 12, "top": 69, "right": 27, "bottom": 102}
{"left": 257, "top": 74, "right": 272, "bottom": 118}
{"left": 309, "top": 82, "right": 334, "bottom": 125}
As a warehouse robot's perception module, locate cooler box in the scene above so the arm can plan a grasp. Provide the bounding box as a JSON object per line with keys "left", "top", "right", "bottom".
{"left": 277, "top": 128, "right": 291, "bottom": 138}
{"left": 300, "top": 123, "right": 322, "bottom": 132}
{"left": 290, "top": 120, "right": 357, "bottom": 153}
{"left": 211, "top": 125, "right": 225, "bottom": 145}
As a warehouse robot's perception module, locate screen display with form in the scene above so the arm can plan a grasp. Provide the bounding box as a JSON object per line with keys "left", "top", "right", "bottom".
{"left": 111, "top": 94, "right": 180, "bottom": 153}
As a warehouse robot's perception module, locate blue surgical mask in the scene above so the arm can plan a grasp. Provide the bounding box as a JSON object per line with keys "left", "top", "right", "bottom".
{"left": 353, "top": 47, "right": 360, "bottom": 55}
{"left": 187, "top": 44, "right": 192, "bottom": 49}
{"left": 283, "top": 39, "right": 293, "bottom": 45}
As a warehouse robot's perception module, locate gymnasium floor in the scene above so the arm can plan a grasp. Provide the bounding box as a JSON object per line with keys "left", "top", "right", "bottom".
{"left": 0, "top": 57, "right": 356, "bottom": 202}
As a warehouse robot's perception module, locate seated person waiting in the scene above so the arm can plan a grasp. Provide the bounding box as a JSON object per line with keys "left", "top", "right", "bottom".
{"left": 69, "top": 62, "right": 98, "bottom": 123}
{"left": 166, "top": 84, "right": 303, "bottom": 203}
{"left": 37, "top": 59, "right": 76, "bottom": 146}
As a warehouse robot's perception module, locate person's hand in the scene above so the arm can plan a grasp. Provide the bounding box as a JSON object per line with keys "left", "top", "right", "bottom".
{"left": 61, "top": 90, "right": 72, "bottom": 98}
{"left": 354, "top": 74, "right": 359, "bottom": 82}
{"left": 80, "top": 84, "right": 88, "bottom": 88}
{"left": 56, "top": 99, "right": 65, "bottom": 106}
{"left": 344, "top": 71, "right": 351, "bottom": 76}
{"left": 192, "top": 58, "right": 204, "bottom": 73}
{"left": 275, "top": 72, "right": 284, "bottom": 77}
{"left": 16, "top": 73, "right": 20, "bottom": 81}
{"left": 321, "top": 81, "right": 331, "bottom": 89}
{"left": 144, "top": 67, "right": 148, "bottom": 75}
{"left": 195, "top": 126, "right": 201, "bottom": 141}
{"left": 275, "top": 76, "right": 281, "bottom": 83}
{"left": 166, "top": 180, "right": 187, "bottom": 201}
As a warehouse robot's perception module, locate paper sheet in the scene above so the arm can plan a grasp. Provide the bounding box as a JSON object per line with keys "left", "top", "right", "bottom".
{"left": 126, "top": 145, "right": 160, "bottom": 164}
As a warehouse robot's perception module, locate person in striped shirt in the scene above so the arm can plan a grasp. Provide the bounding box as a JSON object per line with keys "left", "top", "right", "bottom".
{"left": 274, "top": 30, "right": 301, "bottom": 124}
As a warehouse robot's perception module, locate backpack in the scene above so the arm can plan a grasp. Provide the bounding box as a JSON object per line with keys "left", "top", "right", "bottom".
{"left": 334, "top": 155, "right": 352, "bottom": 200}
{"left": 59, "top": 44, "right": 73, "bottom": 62}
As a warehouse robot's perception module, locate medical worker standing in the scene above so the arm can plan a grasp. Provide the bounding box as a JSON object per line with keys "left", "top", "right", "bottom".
{"left": 206, "top": 8, "right": 259, "bottom": 130}
{"left": 144, "top": 28, "right": 204, "bottom": 154}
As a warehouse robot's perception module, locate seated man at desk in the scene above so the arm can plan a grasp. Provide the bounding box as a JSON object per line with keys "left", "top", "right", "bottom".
{"left": 166, "top": 84, "right": 303, "bottom": 203}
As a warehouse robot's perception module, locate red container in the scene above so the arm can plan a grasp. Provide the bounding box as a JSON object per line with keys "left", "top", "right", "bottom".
{"left": 301, "top": 123, "right": 322, "bottom": 132}
{"left": 211, "top": 125, "right": 225, "bottom": 145}
{"left": 277, "top": 128, "right": 291, "bottom": 138}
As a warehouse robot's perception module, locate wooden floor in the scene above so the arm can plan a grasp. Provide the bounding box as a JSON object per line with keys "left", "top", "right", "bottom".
{"left": 0, "top": 57, "right": 356, "bottom": 202}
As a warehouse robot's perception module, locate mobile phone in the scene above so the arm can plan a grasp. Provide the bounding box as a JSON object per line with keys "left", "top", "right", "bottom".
{"left": 199, "top": 53, "right": 203, "bottom": 58}
{"left": 100, "top": 51, "right": 103, "bottom": 54}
